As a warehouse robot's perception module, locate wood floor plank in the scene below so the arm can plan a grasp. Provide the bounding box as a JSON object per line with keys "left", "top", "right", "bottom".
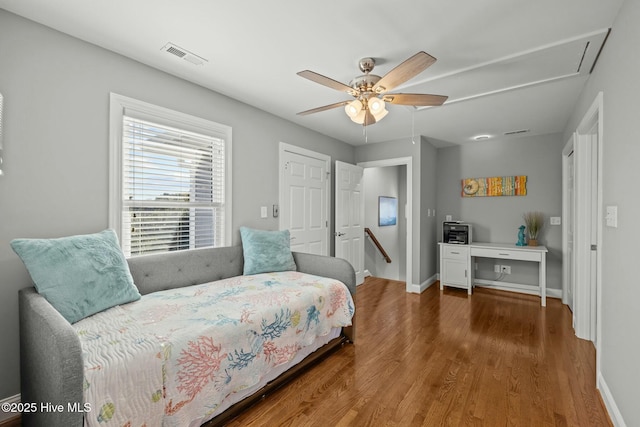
{"left": 226, "top": 278, "right": 612, "bottom": 426}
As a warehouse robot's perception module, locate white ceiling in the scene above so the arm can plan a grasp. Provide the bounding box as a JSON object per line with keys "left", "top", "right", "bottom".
{"left": 0, "top": 0, "right": 624, "bottom": 146}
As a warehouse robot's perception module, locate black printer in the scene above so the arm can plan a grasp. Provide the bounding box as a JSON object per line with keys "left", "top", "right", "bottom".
{"left": 443, "top": 221, "right": 472, "bottom": 244}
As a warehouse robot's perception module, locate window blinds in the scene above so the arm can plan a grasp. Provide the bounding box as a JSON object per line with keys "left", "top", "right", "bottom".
{"left": 121, "top": 115, "right": 225, "bottom": 256}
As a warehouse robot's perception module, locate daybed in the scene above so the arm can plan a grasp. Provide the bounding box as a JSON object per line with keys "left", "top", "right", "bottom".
{"left": 18, "top": 243, "right": 355, "bottom": 427}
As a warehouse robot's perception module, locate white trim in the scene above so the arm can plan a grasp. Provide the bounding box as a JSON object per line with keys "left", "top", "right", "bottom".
{"left": 278, "top": 142, "right": 331, "bottom": 256}
{"left": 109, "top": 93, "right": 233, "bottom": 249}
{"left": 415, "top": 274, "right": 438, "bottom": 293}
{"left": 358, "top": 157, "right": 413, "bottom": 294}
{"left": 0, "top": 394, "right": 21, "bottom": 422}
{"left": 561, "top": 133, "right": 576, "bottom": 308}
{"left": 597, "top": 372, "right": 626, "bottom": 427}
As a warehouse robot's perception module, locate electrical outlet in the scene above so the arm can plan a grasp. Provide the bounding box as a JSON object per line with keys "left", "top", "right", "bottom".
{"left": 494, "top": 265, "right": 501, "bottom": 273}
{"left": 260, "top": 206, "right": 268, "bottom": 218}
{"left": 501, "top": 265, "right": 511, "bottom": 274}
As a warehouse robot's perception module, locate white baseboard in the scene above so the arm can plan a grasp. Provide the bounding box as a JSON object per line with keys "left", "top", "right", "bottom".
{"left": 597, "top": 371, "right": 626, "bottom": 427}
{"left": 408, "top": 274, "right": 437, "bottom": 293}
{"left": 0, "top": 394, "right": 21, "bottom": 422}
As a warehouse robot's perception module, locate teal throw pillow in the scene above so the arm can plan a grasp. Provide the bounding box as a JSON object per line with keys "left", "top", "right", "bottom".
{"left": 11, "top": 229, "right": 141, "bottom": 323}
{"left": 240, "top": 227, "right": 297, "bottom": 275}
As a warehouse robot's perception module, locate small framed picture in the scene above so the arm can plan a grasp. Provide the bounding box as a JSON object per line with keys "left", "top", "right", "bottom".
{"left": 378, "top": 196, "right": 397, "bottom": 226}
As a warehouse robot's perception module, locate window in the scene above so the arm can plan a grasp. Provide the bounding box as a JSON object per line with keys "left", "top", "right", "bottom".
{"left": 110, "top": 94, "right": 231, "bottom": 257}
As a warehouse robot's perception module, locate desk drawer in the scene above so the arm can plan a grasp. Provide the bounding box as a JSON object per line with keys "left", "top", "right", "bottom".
{"left": 470, "top": 247, "right": 541, "bottom": 262}
{"left": 442, "top": 245, "right": 469, "bottom": 259}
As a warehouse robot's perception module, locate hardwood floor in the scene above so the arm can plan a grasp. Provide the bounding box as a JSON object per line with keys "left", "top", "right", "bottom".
{"left": 227, "top": 277, "right": 611, "bottom": 426}
{"left": 0, "top": 416, "right": 21, "bottom": 427}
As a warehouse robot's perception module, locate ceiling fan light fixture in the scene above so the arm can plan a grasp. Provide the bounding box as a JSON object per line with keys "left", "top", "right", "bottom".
{"left": 350, "top": 109, "right": 367, "bottom": 124}
{"left": 369, "top": 97, "right": 384, "bottom": 113}
{"left": 372, "top": 108, "right": 388, "bottom": 121}
{"left": 345, "top": 99, "right": 363, "bottom": 119}
{"left": 369, "top": 97, "right": 388, "bottom": 121}
{"left": 297, "top": 51, "right": 445, "bottom": 127}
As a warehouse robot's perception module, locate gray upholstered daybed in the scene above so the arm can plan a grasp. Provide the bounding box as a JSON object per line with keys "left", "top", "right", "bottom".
{"left": 18, "top": 245, "right": 355, "bottom": 427}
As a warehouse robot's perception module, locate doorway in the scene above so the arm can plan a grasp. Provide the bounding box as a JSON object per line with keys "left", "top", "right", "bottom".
{"left": 362, "top": 165, "right": 407, "bottom": 282}
{"left": 358, "top": 157, "right": 413, "bottom": 293}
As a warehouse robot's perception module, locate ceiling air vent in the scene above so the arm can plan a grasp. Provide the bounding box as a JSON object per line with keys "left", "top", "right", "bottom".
{"left": 503, "top": 129, "right": 530, "bottom": 136}
{"left": 161, "top": 43, "right": 207, "bottom": 66}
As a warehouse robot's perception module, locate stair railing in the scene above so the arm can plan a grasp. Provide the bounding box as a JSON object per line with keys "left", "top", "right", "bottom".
{"left": 364, "top": 227, "right": 392, "bottom": 263}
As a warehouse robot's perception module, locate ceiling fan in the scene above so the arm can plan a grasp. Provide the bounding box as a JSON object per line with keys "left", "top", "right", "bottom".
{"left": 297, "top": 51, "right": 448, "bottom": 126}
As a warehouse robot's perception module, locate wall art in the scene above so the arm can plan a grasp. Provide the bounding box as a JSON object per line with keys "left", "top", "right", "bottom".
{"left": 378, "top": 196, "right": 397, "bottom": 226}
{"left": 461, "top": 175, "right": 527, "bottom": 197}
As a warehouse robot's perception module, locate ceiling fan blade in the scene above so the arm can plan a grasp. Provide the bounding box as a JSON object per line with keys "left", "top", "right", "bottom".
{"left": 297, "top": 100, "right": 350, "bottom": 116}
{"left": 373, "top": 51, "right": 436, "bottom": 94}
{"left": 383, "top": 93, "right": 448, "bottom": 106}
{"left": 297, "top": 70, "right": 358, "bottom": 95}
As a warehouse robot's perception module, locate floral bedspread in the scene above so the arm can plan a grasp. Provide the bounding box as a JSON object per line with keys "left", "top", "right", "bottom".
{"left": 73, "top": 271, "right": 354, "bottom": 427}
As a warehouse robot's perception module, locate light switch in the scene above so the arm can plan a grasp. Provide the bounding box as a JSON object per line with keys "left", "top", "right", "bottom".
{"left": 260, "top": 206, "right": 268, "bottom": 218}
{"left": 605, "top": 205, "right": 618, "bottom": 228}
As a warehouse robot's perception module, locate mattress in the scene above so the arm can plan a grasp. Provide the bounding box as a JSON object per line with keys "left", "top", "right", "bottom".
{"left": 72, "top": 271, "right": 354, "bottom": 427}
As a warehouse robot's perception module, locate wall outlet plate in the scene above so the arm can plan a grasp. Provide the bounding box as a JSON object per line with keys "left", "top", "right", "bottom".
{"left": 494, "top": 264, "right": 501, "bottom": 273}
{"left": 501, "top": 265, "right": 511, "bottom": 274}
{"left": 550, "top": 216, "right": 561, "bottom": 225}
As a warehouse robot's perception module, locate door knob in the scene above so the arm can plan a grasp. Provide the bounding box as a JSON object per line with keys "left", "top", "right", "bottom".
{"left": 335, "top": 232, "right": 346, "bottom": 237}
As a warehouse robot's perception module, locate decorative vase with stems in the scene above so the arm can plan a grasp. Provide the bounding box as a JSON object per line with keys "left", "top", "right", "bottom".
{"left": 523, "top": 211, "right": 544, "bottom": 246}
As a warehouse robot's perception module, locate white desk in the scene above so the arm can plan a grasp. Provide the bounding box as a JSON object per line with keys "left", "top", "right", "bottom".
{"left": 469, "top": 242, "right": 548, "bottom": 306}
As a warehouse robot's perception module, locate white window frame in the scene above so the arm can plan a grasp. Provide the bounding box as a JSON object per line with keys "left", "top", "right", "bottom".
{"left": 109, "top": 93, "right": 232, "bottom": 255}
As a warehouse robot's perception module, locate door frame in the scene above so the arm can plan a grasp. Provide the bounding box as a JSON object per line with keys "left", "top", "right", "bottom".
{"left": 278, "top": 142, "right": 331, "bottom": 255}
{"left": 561, "top": 134, "right": 576, "bottom": 311}
{"left": 565, "top": 92, "right": 603, "bottom": 373}
{"left": 358, "top": 157, "right": 413, "bottom": 293}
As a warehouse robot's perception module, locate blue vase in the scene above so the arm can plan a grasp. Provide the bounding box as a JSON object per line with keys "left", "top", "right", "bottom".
{"left": 516, "top": 225, "right": 527, "bottom": 246}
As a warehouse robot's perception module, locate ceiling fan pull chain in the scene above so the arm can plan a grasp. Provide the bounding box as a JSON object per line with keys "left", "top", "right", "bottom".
{"left": 411, "top": 108, "right": 416, "bottom": 144}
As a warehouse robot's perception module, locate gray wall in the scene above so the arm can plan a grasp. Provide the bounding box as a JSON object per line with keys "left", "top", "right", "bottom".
{"left": 420, "top": 138, "right": 439, "bottom": 283}
{"left": 363, "top": 166, "right": 406, "bottom": 280}
{"left": 435, "top": 133, "right": 564, "bottom": 289}
{"left": 0, "top": 10, "right": 354, "bottom": 398}
{"left": 563, "top": 0, "right": 640, "bottom": 424}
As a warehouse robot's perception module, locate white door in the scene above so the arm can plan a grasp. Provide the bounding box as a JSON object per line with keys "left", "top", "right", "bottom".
{"left": 573, "top": 123, "right": 599, "bottom": 342}
{"left": 567, "top": 150, "right": 575, "bottom": 313}
{"left": 335, "top": 161, "right": 365, "bottom": 285}
{"left": 280, "top": 145, "right": 329, "bottom": 255}
{"left": 588, "top": 128, "right": 599, "bottom": 343}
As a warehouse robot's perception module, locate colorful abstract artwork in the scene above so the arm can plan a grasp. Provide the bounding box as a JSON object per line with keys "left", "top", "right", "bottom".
{"left": 461, "top": 175, "right": 527, "bottom": 197}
